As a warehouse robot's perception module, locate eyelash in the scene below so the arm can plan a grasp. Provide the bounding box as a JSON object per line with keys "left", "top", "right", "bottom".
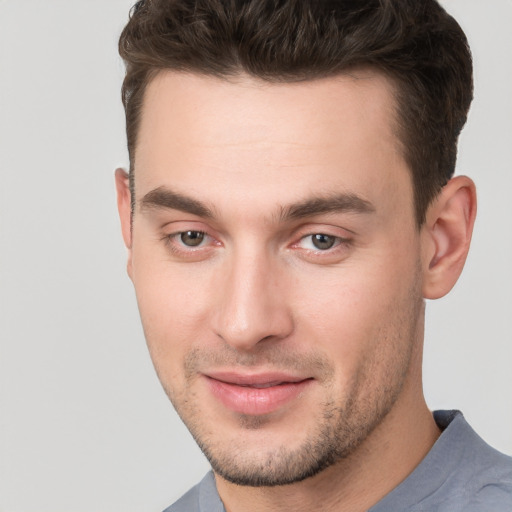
{"left": 293, "top": 233, "right": 350, "bottom": 252}
{"left": 161, "top": 229, "right": 352, "bottom": 260}
{"left": 163, "top": 230, "right": 213, "bottom": 254}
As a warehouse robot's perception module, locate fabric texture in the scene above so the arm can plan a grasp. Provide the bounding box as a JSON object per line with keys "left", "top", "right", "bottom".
{"left": 163, "top": 410, "right": 512, "bottom": 512}
{"left": 164, "top": 471, "right": 223, "bottom": 512}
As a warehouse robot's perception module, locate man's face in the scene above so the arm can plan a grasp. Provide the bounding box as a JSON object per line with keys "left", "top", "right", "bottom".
{"left": 124, "top": 71, "right": 427, "bottom": 486}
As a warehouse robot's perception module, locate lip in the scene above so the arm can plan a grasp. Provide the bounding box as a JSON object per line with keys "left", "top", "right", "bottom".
{"left": 203, "top": 371, "right": 313, "bottom": 416}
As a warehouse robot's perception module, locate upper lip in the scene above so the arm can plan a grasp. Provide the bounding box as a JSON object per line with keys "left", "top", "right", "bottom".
{"left": 204, "top": 371, "right": 310, "bottom": 387}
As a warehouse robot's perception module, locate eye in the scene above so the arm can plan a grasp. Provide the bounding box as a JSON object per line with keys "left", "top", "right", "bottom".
{"left": 179, "top": 230, "right": 206, "bottom": 247}
{"left": 310, "top": 233, "right": 337, "bottom": 250}
{"left": 163, "top": 228, "right": 220, "bottom": 259}
{"left": 298, "top": 233, "right": 341, "bottom": 251}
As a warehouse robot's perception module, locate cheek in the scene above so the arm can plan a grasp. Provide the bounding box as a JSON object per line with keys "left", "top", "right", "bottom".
{"left": 295, "top": 278, "right": 384, "bottom": 371}
{"left": 131, "top": 248, "right": 215, "bottom": 372}
{"left": 293, "top": 252, "right": 420, "bottom": 376}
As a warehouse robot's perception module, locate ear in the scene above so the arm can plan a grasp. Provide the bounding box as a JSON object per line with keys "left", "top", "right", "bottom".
{"left": 421, "top": 175, "right": 477, "bottom": 299}
{"left": 114, "top": 167, "right": 133, "bottom": 278}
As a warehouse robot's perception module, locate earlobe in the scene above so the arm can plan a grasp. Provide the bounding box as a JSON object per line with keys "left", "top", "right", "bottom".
{"left": 422, "top": 176, "right": 477, "bottom": 300}
{"left": 114, "top": 167, "right": 133, "bottom": 277}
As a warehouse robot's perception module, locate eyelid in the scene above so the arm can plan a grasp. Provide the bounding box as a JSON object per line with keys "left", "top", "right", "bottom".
{"left": 165, "top": 229, "right": 218, "bottom": 247}
{"left": 168, "top": 230, "right": 208, "bottom": 246}
{"left": 159, "top": 220, "right": 222, "bottom": 258}
{"left": 287, "top": 225, "right": 354, "bottom": 262}
{"left": 159, "top": 221, "right": 353, "bottom": 261}
{"left": 160, "top": 219, "right": 217, "bottom": 237}
{"left": 296, "top": 233, "right": 345, "bottom": 249}
{"left": 293, "top": 233, "right": 351, "bottom": 251}
{"left": 291, "top": 223, "right": 353, "bottom": 242}
{"left": 161, "top": 231, "right": 220, "bottom": 262}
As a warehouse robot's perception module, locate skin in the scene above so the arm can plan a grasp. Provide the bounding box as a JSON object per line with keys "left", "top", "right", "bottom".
{"left": 116, "top": 70, "right": 476, "bottom": 511}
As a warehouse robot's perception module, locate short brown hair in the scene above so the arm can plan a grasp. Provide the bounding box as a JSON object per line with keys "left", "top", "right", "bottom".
{"left": 119, "top": 0, "right": 473, "bottom": 224}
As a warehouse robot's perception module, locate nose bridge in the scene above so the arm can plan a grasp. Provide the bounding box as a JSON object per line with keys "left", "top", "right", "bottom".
{"left": 212, "top": 241, "right": 293, "bottom": 350}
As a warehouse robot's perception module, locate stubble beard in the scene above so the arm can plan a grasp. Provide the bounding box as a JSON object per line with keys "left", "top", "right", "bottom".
{"left": 199, "top": 394, "right": 395, "bottom": 487}
{"left": 157, "top": 287, "right": 423, "bottom": 487}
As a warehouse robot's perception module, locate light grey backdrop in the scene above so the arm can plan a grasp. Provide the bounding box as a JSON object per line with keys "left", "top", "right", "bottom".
{"left": 0, "top": 1, "right": 510, "bottom": 511}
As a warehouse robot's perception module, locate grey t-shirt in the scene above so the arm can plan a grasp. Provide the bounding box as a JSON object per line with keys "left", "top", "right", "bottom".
{"left": 164, "top": 410, "right": 512, "bottom": 511}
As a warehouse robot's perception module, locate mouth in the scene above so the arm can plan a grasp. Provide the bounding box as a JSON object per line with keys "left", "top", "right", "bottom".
{"left": 237, "top": 381, "right": 289, "bottom": 389}
{"left": 203, "top": 371, "right": 313, "bottom": 416}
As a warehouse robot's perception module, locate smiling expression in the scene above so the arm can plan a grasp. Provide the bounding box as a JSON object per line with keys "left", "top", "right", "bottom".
{"left": 121, "top": 70, "right": 427, "bottom": 486}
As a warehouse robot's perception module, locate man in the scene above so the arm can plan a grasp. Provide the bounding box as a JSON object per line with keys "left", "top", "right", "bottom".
{"left": 114, "top": 0, "right": 512, "bottom": 510}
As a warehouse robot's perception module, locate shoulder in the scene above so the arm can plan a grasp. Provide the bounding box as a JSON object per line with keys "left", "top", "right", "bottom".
{"left": 162, "top": 472, "right": 225, "bottom": 512}
{"left": 163, "top": 483, "right": 201, "bottom": 512}
{"left": 434, "top": 410, "right": 512, "bottom": 486}
{"left": 455, "top": 415, "right": 512, "bottom": 510}
{"left": 371, "top": 410, "right": 512, "bottom": 512}
{"left": 426, "top": 411, "right": 512, "bottom": 510}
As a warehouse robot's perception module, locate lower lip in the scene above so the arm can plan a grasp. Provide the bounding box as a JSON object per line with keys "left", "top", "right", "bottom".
{"left": 205, "top": 377, "right": 312, "bottom": 415}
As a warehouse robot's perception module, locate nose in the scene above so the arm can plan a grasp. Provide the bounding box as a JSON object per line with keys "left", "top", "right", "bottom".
{"left": 211, "top": 247, "right": 294, "bottom": 351}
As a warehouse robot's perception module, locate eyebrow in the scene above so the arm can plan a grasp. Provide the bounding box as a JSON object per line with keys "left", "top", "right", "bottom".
{"left": 140, "top": 186, "right": 375, "bottom": 221}
{"left": 279, "top": 194, "right": 375, "bottom": 221}
{"left": 140, "top": 187, "right": 215, "bottom": 218}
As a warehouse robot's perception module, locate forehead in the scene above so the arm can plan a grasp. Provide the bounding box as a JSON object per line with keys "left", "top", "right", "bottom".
{"left": 134, "top": 70, "right": 412, "bottom": 222}
{"left": 137, "top": 70, "right": 400, "bottom": 155}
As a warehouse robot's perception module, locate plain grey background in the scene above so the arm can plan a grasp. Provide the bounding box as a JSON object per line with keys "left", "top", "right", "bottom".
{"left": 0, "top": 1, "right": 511, "bottom": 511}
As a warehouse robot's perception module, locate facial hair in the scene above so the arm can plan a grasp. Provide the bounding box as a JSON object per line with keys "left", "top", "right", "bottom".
{"left": 160, "top": 287, "right": 422, "bottom": 489}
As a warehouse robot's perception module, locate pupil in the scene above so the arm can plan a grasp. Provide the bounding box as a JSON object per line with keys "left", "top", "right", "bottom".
{"left": 181, "top": 231, "right": 204, "bottom": 247}
{"left": 312, "top": 233, "right": 335, "bottom": 250}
